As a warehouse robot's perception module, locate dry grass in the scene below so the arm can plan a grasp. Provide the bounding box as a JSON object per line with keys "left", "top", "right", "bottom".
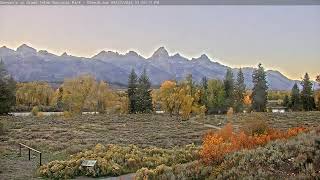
{"left": 0, "top": 112, "right": 319, "bottom": 179}
{"left": 0, "top": 114, "right": 212, "bottom": 179}
{"left": 204, "top": 111, "right": 320, "bottom": 130}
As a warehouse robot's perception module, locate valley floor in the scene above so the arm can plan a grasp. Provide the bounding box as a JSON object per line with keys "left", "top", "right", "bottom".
{"left": 0, "top": 114, "right": 211, "bottom": 179}
{"left": 0, "top": 112, "right": 319, "bottom": 179}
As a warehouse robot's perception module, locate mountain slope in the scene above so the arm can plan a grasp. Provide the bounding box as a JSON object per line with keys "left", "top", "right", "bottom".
{"left": 0, "top": 44, "right": 306, "bottom": 90}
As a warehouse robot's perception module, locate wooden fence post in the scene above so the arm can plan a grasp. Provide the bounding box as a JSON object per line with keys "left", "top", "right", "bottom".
{"left": 19, "top": 144, "right": 21, "bottom": 157}
{"left": 39, "top": 152, "right": 42, "bottom": 166}
{"left": 19, "top": 143, "right": 42, "bottom": 166}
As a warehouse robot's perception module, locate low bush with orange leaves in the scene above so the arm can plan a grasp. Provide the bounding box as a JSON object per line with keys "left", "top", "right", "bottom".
{"left": 201, "top": 123, "right": 307, "bottom": 164}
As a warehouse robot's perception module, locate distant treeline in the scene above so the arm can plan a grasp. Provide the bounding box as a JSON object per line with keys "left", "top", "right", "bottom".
{"left": 1, "top": 60, "right": 319, "bottom": 117}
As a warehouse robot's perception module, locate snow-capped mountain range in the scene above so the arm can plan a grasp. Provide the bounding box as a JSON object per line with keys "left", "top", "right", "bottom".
{"left": 0, "top": 44, "right": 310, "bottom": 90}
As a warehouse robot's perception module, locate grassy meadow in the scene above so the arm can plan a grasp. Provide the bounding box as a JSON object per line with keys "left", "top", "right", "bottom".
{"left": 0, "top": 112, "right": 319, "bottom": 179}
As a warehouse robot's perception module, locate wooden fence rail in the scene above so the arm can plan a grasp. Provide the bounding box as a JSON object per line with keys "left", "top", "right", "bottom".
{"left": 18, "top": 143, "right": 42, "bottom": 166}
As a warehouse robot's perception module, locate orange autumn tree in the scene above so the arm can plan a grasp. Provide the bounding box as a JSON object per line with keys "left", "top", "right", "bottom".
{"left": 243, "top": 94, "right": 252, "bottom": 106}
{"left": 201, "top": 123, "right": 307, "bottom": 164}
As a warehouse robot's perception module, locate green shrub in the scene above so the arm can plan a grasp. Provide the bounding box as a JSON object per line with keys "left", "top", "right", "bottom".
{"left": 135, "top": 160, "right": 214, "bottom": 180}
{"left": 38, "top": 144, "right": 200, "bottom": 179}
{"left": 241, "top": 113, "right": 270, "bottom": 135}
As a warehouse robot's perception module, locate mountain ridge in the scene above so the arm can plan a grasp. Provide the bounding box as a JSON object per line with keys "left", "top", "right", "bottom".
{"left": 0, "top": 44, "right": 314, "bottom": 90}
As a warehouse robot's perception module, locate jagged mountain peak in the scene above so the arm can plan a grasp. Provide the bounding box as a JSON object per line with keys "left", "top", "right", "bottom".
{"left": 171, "top": 53, "right": 189, "bottom": 62}
{"left": 93, "top": 50, "right": 120, "bottom": 59}
{"left": 126, "top": 50, "right": 139, "bottom": 57}
{"left": 38, "top": 50, "right": 57, "bottom": 57}
{"left": 151, "top": 46, "right": 169, "bottom": 58}
{"left": 16, "top": 44, "right": 37, "bottom": 56}
{"left": 0, "top": 46, "right": 14, "bottom": 51}
{"left": 17, "top": 44, "right": 34, "bottom": 50}
{"left": 192, "top": 54, "right": 210, "bottom": 62}
{"left": 0, "top": 46, "right": 16, "bottom": 56}
{"left": 94, "top": 50, "right": 107, "bottom": 56}
{"left": 172, "top": 53, "right": 181, "bottom": 58}
{"left": 106, "top": 50, "right": 120, "bottom": 56}
{"left": 61, "top": 52, "right": 69, "bottom": 57}
{"left": 38, "top": 50, "right": 49, "bottom": 54}
{"left": 199, "top": 54, "right": 210, "bottom": 60}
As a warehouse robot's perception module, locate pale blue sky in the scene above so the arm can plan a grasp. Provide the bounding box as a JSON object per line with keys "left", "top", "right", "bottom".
{"left": 0, "top": 6, "right": 319, "bottom": 80}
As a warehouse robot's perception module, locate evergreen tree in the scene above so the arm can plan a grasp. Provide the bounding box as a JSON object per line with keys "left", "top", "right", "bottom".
{"left": 185, "top": 74, "right": 195, "bottom": 96}
{"left": 224, "top": 68, "right": 234, "bottom": 109}
{"left": 201, "top": 76, "right": 208, "bottom": 90}
{"left": 0, "top": 59, "right": 16, "bottom": 114}
{"left": 290, "top": 83, "right": 301, "bottom": 111}
{"left": 251, "top": 63, "right": 268, "bottom": 112}
{"left": 207, "top": 80, "right": 226, "bottom": 114}
{"left": 234, "top": 68, "right": 246, "bottom": 113}
{"left": 200, "top": 76, "right": 208, "bottom": 108}
{"left": 282, "top": 94, "right": 290, "bottom": 108}
{"left": 136, "top": 69, "right": 153, "bottom": 113}
{"left": 128, "top": 69, "right": 138, "bottom": 113}
{"left": 301, "top": 73, "right": 316, "bottom": 111}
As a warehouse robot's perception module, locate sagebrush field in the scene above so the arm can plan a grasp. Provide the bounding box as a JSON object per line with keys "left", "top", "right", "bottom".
{"left": 0, "top": 112, "right": 319, "bottom": 179}
{"left": 0, "top": 114, "right": 212, "bottom": 179}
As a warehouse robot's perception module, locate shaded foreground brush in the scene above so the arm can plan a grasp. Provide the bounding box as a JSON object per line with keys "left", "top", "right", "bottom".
{"left": 37, "top": 122, "right": 309, "bottom": 179}
{"left": 136, "top": 129, "right": 319, "bottom": 179}
{"left": 38, "top": 144, "right": 199, "bottom": 179}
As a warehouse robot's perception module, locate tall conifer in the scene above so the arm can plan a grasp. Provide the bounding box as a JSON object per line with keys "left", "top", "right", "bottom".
{"left": 251, "top": 63, "right": 268, "bottom": 112}
{"left": 0, "top": 59, "right": 16, "bottom": 114}
{"left": 234, "top": 68, "right": 246, "bottom": 112}
{"left": 128, "top": 69, "right": 138, "bottom": 113}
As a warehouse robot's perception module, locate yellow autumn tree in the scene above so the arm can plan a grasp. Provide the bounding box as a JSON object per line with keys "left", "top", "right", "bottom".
{"left": 62, "top": 75, "right": 97, "bottom": 115}
{"left": 175, "top": 85, "right": 192, "bottom": 119}
{"left": 158, "top": 80, "right": 206, "bottom": 120}
{"left": 16, "top": 82, "right": 54, "bottom": 107}
{"left": 151, "top": 89, "right": 161, "bottom": 112}
{"left": 84, "top": 81, "right": 118, "bottom": 113}
{"left": 62, "top": 75, "right": 122, "bottom": 115}
{"left": 158, "top": 80, "right": 180, "bottom": 116}
{"left": 117, "top": 92, "right": 129, "bottom": 114}
{"left": 51, "top": 87, "right": 64, "bottom": 109}
{"left": 191, "top": 89, "right": 206, "bottom": 118}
